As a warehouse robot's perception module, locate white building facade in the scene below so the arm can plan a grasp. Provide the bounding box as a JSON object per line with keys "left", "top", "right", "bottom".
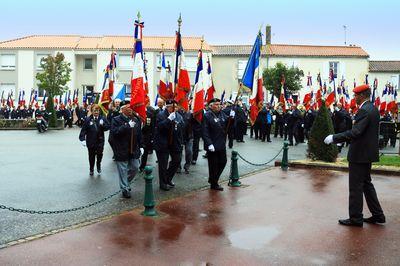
{"left": 0, "top": 35, "right": 212, "bottom": 104}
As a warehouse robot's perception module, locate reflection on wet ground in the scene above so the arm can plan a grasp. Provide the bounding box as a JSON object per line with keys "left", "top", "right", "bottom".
{"left": 1, "top": 167, "right": 399, "bottom": 265}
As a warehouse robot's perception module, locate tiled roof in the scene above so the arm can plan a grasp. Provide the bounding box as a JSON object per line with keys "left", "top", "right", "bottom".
{"left": 369, "top": 61, "right": 400, "bottom": 72}
{"left": 212, "top": 44, "right": 369, "bottom": 58}
{"left": 0, "top": 35, "right": 211, "bottom": 52}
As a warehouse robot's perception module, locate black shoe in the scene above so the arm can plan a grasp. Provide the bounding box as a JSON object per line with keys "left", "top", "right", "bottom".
{"left": 97, "top": 168, "right": 101, "bottom": 174}
{"left": 338, "top": 218, "right": 363, "bottom": 227}
{"left": 167, "top": 181, "right": 175, "bottom": 187}
{"left": 160, "top": 185, "right": 170, "bottom": 191}
{"left": 210, "top": 185, "right": 224, "bottom": 191}
{"left": 89, "top": 171, "right": 94, "bottom": 176}
{"left": 139, "top": 168, "right": 144, "bottom": 173}
{"left": 288, "top": 143, "right": 294, "bottom": 146}
{"left": 202, "top": 154, "right": 208, "bottom": 158}
{"left": 191, "top": 160, "right": 196, "bottom": 165}
{"left": 364, "top": 215, "right": 386, "bottom": 224}
{"left": 267, "top": 140, "right": 271, "bottom": 142}
{"left": 184, "top": 169, "right": 189, "bottom": 174}
{"left": 176, "top": 168, "right": 182, "bottom": 174}
{"left": 122, "top": 190, "right": 131, "bottom": 199}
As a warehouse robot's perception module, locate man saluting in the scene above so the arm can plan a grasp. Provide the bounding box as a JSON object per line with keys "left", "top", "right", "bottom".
{"left": 324, "top": 84, "right": 385, "bottom": 227}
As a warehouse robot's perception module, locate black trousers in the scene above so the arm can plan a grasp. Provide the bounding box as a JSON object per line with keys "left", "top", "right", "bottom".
{"left": 274, "top": 122, "right": 284, "bottom": 137}
{"left": 348, "top": 162, "right": 384, "bottom": 221}
{"left": 235, "top": 122, "right": 246, "bottom": 141}
{"left": 87, "top": 147, "right": 103, "bottom": 171}
{"left": 227, "top": 129, "right": 234, "bottom": 148}
{"left": 140, "top": 146, "right": 150, "bottom": 170}
{"left": 207, "top": 150, "right": 227, "bottom": 186}
{"left": 192, "top": 136, "right": 201, "bottom": 161}
{"left": 156, "top": 150, "right": 182, "bottom": 187}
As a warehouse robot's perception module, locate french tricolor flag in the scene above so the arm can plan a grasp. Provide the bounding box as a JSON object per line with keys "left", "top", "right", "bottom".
{"left": 174, "top": 17, "right": 191, "bottom": 111}
{"left": 130, "top": 13, "right": 147, "bottom": 122}
{"left": 158, "top": 51, "right": 173, "bottom": 100}
{"left": 242, "top": 31, "right": 263, "bottom": 124}
{"left": 192, "top": 49, "right": 205, "bottom": 122}
{"left": 379, "top": 86, "right": 388, "bottom": 115}
{"left": 205, "top": 58, "right": 215, "bottom": 103}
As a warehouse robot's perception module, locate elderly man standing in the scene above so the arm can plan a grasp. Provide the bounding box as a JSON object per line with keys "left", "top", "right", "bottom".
{"left": 325, "top": 84, "right": 385, "bottom": 227}
{"left": 110, "top": 101, "right": 142, "bottom": 199}
{"left": 202, "top": 98, "right": 235, "bottom": 191}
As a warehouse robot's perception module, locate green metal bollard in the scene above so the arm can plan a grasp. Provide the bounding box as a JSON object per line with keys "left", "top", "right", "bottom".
{"left": 228, "top": 150, "right": 241, "bottom": 187}
{"left": 141, "top": 166, "right": 157, "bottom": 216}
{"left": 281, "top": 141, "right": 289, "bottom": 171}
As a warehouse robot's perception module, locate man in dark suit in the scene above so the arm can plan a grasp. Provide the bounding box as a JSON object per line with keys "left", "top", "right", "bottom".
{"left": 324, "top": 84, "right": 385, "bottom": 227}
{"left": 110, "top": 101, "right": 142, "bottom": 198}
{"left": 202, "top": 98, "right": 234, "bottom": 191}
{"left": 79, "top": 104, "right": 110, "bottom": 176}
{"left": 153, "top": 100, "right": 184, "bottom": 191}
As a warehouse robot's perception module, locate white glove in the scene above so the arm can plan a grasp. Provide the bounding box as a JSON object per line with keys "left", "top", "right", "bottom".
{"left": 229, "top": 110, "right": 235, "bottom": 118}
{"left": 140, "top": 148, "right": 144, "bottom": 155}
{"left": 288, "top": 111, "right": 292, "bottom": 114}
{"left": 272, "top": 115, "right": 276, "bottom": 120}
{"left": 208, "top": 144, "right": 215, "bottom": 152}
{"left": 301, "top": 124, "right": 304, "bottom": 128}
{"left": 128, "top": 120, "right": 136, "bottom": 128}
{"left": 168, "top": 112, "right": 176, "bottom": 121}
{"left": 324, "top": 135, "right": 334, "bottom": 145}
{"left": 81, "top": 140, "right": 86, "bottom": 147}
{"left": 284, "top": 123, "right": 288, "bottom": 127}
{"left": 99, "top": 119, "right": 104, "bottom": 126}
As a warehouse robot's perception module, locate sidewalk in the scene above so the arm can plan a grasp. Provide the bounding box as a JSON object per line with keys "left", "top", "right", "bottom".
{"left": 1, "top": 167, "right": 399, "bottom": 265}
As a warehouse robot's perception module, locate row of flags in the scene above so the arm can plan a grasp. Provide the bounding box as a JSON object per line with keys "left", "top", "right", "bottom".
{"left": 95, "top": 13, "right": 216, "bottom": 123}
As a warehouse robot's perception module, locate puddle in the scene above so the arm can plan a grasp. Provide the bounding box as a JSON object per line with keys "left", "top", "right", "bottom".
{"left": 228, "top": 226, "right": 280, "bottom": 250}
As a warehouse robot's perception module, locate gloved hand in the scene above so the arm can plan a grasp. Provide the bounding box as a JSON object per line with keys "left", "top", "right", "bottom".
{"left": 168, "top": 112, "right": 176, "bottom": 121}
{"left": 208, "top": 144, "right": 215, "bottom": 152}
{"left": 284, "top": 123, "right": 288, "bottom": 127}
{"left": 229, "top": 110, "right": 235, "bottom": 118}
{"left": 301, "top": 124, "right": 304, "bottom": 128}
{"left": 128, "top": 120, "right": 136, "bottom": 128}
{"left": 140, "top": 148, "right": 144, "bottom": 155}
{"left": 81, "top": 140, "right": 86, "bottom": 147}
{"left": 324, "top": 135, "right": 334, "bottom": 145}
{"left": 99, "top": 119, "right": 104, "bottom": 126}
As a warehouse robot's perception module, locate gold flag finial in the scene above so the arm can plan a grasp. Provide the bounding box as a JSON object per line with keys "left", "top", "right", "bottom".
{"left": 178, "top": 13, "right": 182, "bottom": 29}
{"left": 137, "top": 11, "right": 141, "bottom": 21}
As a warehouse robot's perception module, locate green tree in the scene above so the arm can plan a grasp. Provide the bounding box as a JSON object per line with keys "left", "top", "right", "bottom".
{"left": 262, "top": 62, "right": 304, "bottom": 97}
{"left": 36, "top": 53, "right": 72, "bottom": 127}
{"left": 307, "top": 101, "right": 338, "bottom": 162}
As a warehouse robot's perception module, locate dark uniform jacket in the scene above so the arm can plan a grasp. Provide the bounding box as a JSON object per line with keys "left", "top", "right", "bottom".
{"left": 333, "top": 108, "right": 350, "bottom": 133}
{"left": 79, "top": 115, "right": 110, "bottom": 149}
{"left": 202, "top": 110, "right": 229, "bottom": 152}
{"left": 141, "top": 106, "right": 156, "bottom": 148}
{"left": 153, "top": 109, "right": 184, "bottom": 153}
{"left": 304, "top": 110, "right": 316, "bottom": 130}
{"left": 333, "top": 101, "right": 379, "bottom": 163}
{"left": 110, "top": 114, "right": 141, "bottom": 161}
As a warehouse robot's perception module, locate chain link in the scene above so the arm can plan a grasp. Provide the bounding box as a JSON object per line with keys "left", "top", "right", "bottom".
{"left": 0, "top": 173, "right": 145, "bottom": 215}
{"left": 237, "top": 148, "right": 283, "bottom": 166}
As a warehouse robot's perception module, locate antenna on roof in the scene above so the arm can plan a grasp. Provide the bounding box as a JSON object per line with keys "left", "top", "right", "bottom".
{"left": 343, "top": 25, "right": 347, "bottom": 46}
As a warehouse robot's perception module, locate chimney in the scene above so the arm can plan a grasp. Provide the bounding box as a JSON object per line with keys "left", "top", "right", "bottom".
{"left": 265, "top": 25, "right": 271, "bottom": 45}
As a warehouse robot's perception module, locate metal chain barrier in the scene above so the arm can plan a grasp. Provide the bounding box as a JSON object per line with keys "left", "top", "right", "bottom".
{"left": 236, "top": 148, "right": 283, "bottom": 166}
{"left": 0, "top": 174, "right": 143, "bottom": 214}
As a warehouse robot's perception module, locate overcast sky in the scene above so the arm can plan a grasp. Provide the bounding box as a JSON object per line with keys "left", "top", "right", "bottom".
{"left": 2, "top": 0, "right": 399, "bottom": 60}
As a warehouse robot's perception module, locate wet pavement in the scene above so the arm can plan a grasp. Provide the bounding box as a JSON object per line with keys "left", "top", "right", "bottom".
{"left": 0, "top": 128, "right": 310, "bottom": 245}
{"left": 0, "top": 167, "right": 399, "bottom": 265}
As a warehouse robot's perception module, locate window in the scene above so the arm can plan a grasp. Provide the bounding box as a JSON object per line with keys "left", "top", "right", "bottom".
{"left": 0, "top": 83, "right": 16, "bottom": 98}
{"left": 119, "top": 55, "right": 133, "bottom": 70}
{"left": 84, "top": 58, "right": 93, "bottom": 70}
{"left": 36, "top": 54, "right": 51, "bottom": 70}
{"left": 329, "top": 62, "right": 339, "bottom": 78}
{"left": 0, "top": 54, "right": 16, "bottom": 70}
{"left": 185, "top": 56, "right": 197, "bottom": 72}
{"left": 237, "top": 59, "right": 248, "bottom": 80}
{"left": 156, "top": 54, "right": 173, "bottom": 70}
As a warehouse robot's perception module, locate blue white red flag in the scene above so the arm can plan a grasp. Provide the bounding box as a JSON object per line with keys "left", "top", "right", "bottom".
{"left": 192, "top": 49, "right": 205, "bottom": 122}
{"left": 241, "top": 31, "right": 263, "bottom": 125}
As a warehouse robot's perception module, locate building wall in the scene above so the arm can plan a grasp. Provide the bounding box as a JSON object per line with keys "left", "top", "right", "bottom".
{"left": 17, "top": 50, "right": 34, "bottom": 90}
{"left": 75, "top": 54, "right": 97, "bottom": 90}
{"left": 0, "top": 49, "right": 18, "bottom": 95}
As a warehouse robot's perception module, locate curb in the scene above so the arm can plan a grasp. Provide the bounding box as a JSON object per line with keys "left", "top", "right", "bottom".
{"left": 275, "top": 160, "right": 400, "bottom": 176}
